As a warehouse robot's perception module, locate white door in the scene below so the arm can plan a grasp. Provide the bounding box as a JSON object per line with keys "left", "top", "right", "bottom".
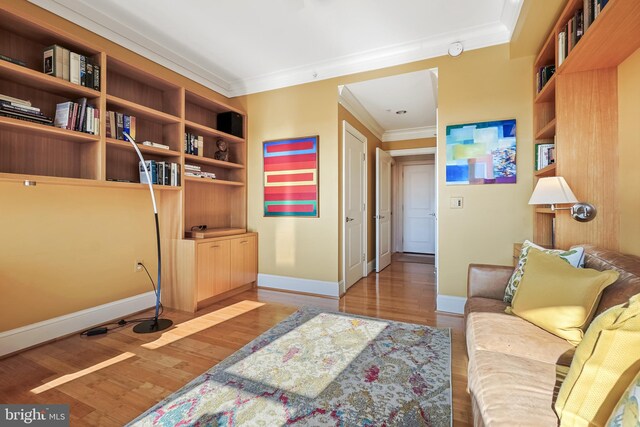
{"left": 376, "top": 148, "right": 392, "bottom": 272}
{"left": 403, "top": 164, "right": 436, "bottom": 254}
{"left": 343, "top": 122, "right": 366, "bottom": 290}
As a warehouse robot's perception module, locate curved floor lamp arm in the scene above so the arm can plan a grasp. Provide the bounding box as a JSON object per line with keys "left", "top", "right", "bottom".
{"left": 122, "top": 131, "right": 172, "bottom": 333}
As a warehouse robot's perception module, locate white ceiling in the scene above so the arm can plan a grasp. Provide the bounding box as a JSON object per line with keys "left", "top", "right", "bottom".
{"left": 29, "top": 0, "right": 523, "bottom": 97}
{"left": 339, "top": 70, "right": 438, "bottom": 141}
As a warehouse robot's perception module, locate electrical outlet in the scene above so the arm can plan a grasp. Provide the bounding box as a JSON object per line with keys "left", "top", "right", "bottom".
{"left": 450, "top": 197, "right": 463, "bottom": 209}
{"left": 135, "top": 259, "right": 144, "bottom": 273}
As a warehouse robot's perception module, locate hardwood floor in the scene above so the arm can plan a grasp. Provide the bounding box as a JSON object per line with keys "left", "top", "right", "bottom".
{"left": 0, "top": 260, "right": 472, "bottom": 426}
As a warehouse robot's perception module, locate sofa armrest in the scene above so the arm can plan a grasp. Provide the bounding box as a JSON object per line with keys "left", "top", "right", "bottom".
{"left": 467, "top": 264, "right": 514, "bottom": 300}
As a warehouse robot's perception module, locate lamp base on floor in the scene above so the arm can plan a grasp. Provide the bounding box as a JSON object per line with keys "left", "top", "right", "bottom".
{"left": 133, "top": 319, "right": 173, "bottom": 334}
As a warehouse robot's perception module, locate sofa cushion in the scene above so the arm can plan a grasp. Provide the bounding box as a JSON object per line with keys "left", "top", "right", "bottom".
{"left": 555, "top": 294, "right": 640, "bottom": 427}
{"left": 468, "top": 350, "right": 560, "bottom": 426}
{"left": 509, "top": 249, "right": 619, "bottom": 346}
{"left": 466, "top": 297, "right": 574, "bottom": 366}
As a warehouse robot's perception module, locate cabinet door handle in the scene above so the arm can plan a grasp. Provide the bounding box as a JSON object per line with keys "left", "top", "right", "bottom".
{"left": 240, "top": 241, "right": 248, "bottom": 244}
{"left": 211, "top": 245, "right": 220, "bottom": 248}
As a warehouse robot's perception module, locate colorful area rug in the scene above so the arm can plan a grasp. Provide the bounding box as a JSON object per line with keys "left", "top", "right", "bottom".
{"left": 129, "top": 307, "right": 451, "bottom": 426}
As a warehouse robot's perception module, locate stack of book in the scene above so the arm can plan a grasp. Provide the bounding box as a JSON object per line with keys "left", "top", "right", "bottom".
{"left": 558, "top": 0, "right": 609, "bottom": 66}
{"left": 54, "top": 98, "right": 100, "bottom": 134}
{"left": 43, "top": 45, "right": 100, "bottom": 91}
{"left": 535, "top": 143, "right": 555, "bottom": 170}
{"left": 105, "top": 111, "right": 136, "bottom": 140}
{"left": 184, "top": 164, "right": 216, "bottom": 179}
{"left": 536, "top": 65, "right": 555, "bottom": 93}
{"left": 139, "top": 160, "right": 180, "bottom": 186}
{"left": 0, "top": 94, "right": 52, "bottom": 125}
{"left": 184, "top": 132, "right": 203, "bottom": 156}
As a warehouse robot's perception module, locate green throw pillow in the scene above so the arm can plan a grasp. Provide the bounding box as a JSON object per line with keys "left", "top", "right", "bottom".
{"left": 504, "top": 240, "right": 585, "bottom": 303}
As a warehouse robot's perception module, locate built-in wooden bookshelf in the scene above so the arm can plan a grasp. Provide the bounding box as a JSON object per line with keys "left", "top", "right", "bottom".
{"left": 0, "top": 5, "right": 253, "bottom": 311}
{"left": 532, "top": 0, "right": 640, "bottom": 248}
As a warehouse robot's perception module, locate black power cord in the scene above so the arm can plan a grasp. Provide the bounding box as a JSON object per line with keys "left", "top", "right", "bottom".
{"left": 80, "top": 262, "right": 164, "bottom": 337}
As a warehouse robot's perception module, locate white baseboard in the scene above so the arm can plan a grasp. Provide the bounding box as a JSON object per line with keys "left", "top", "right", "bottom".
{"left": 258, "top": 274, "right": 340, "bottom": 298}
{"left": 0, "top": 291, "right": 155, "bottom": 357}
{"left": 367, "top": 260, "right": 375, "bottom": 274}
{"left": 436, "top": 295, "right": 467, "bottom": 315}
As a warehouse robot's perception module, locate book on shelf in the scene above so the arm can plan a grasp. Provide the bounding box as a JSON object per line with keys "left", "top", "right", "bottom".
{"left": 107, "top": 111, "right": 137, "bottom": 141}
{"left": 535, "top": 143, "right": 555, "bottom": 170}
{"left": 197, "top": 135, "right": 204, "bottom": 156}
{"left": 0, "top": 53, "right": 26, "bottom": 67}
{"left": 185, "top": 163, "right": 216, "bottom": 179}
{"left": 53, "top": 97, "right": 100, "bottom": 134}
{"left": 69, "top": 52, "right": 80, "bottom": 85}
{"left": 139, "top": 160, "right": 180, "bottom": 186}
{"left": 0, "top": 93, "right": 52, "bottom": 125}
{"left": 43, "top": 45, "right": 101, "bottom": 90}
{"left": 536, "top": 65, "right": 555, "bottom": 93}
{"left": 184, "top": 132, "right": 205, "bottom": 156}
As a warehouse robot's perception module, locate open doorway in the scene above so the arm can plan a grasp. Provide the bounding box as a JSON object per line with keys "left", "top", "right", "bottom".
{"left": 339, "top": 68, "right": 438, "bottom": 279}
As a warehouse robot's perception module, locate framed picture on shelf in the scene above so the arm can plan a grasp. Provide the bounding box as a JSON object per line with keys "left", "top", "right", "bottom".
{"left": 445, "top": 119, "right": 517, "bottom": 185}
{"left": 263, "top": 135, "right": 319, "bottom": 217}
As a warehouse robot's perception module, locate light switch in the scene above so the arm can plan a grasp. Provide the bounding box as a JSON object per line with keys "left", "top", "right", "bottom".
{"left": 450, "top": 197, "right": 463, "bottom": 209}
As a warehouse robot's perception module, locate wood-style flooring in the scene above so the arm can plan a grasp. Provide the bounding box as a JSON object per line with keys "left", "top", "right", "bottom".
{"left": 0, "top": 260, "right": 472, "bottom": 426}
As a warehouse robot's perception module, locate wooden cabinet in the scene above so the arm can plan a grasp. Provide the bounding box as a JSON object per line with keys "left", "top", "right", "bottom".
{"left": 531, "top": 0, "right": 640, "bottom": 248}
{"left": 172, "top": 232, "right": 258, "bottom": 312}
{"left": 197, "top": 239, "right": 231, "bottom": 300}
{"left": 230, "top": 235, "right": 257, "bottom": 290}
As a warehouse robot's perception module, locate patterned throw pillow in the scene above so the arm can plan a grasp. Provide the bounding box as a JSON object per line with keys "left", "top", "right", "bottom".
{"left": 607, "top": 371, "right": 640, "bottom": 427}
{"left": 503, "top": 240, "right": 585, "bottom": 303}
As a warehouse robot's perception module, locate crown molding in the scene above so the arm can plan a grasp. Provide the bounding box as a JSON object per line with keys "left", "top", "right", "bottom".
{"left": 229, "top": 21, "right": 510, "bottom": 96}
{"left": 27, "top": 0, "right": 234, "bottom": 97}
{"left": 387, "top": 147, "right": 437, "bottom": 157}
{"left": 338, "top": 86, "right": 384, "bottom": 141}
{"left": 382, "top": 126, "right": 437, "bottom": 142}
{"left": 501, "top": 0, "right": 525, "bottom": 35}
{"left": 29, "top": 0, "right": 515, "bottom": 98}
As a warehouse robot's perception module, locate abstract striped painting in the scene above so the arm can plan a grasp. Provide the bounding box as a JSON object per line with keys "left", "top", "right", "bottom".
{"left": 264, "top": 136, "right": 319, "bottom": 217}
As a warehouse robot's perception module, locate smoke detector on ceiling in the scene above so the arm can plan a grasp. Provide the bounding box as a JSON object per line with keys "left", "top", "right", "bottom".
{"left": 448, "top": 42, "right": 464, "bottom": 57}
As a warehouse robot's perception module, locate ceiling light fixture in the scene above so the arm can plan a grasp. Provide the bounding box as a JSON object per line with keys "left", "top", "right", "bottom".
{"left": 448, "top": 42, "right": 464, "bottom": 57}
{"left": 396, "top": 110, "right": 407, "bottom": 115}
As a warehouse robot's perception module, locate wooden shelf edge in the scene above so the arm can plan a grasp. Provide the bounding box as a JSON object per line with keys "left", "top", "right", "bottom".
{"left": 0, "top": 59, "right": 100, "bottom": 98}
{"left": 106, "top": 94, "right": 181, "bottom": 124}
{"left": 184, "top": 154, "right": 244, "bottom": 169}
{"left": 0, "top": 173, "right": 180, "bottom": 190}
{"left": 534, "top": 74, "right": 556, "bottom": 104}
{"left": 184, "top": 176, "right": 245, "bottom": 186}
{"left": 184, "top": 120, "right": 245, "bottom": 144}
{"left": 185, "top": 89, "right": 246, "bottom": 116}
{"left": 106, "top": 138, "right": 181, "bottom": 157}
{"left": 185, "top": 227, "right": 247, "bottom": 239}
{"left": 535, "top": 118, "right": 557, "bottom": 140}
{"left": 0, "top": 116, "right": 100, "bottom": 142}
{"left": 534, "top": 163, "right": 557, "bottom": 177}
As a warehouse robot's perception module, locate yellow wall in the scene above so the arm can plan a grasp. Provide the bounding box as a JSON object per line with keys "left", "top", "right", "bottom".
{"left": 382, "top": 138, "right": 436, "bottom": 151}
{"left": 246, "top": 81, "right": 340, "bottom": 282}
{"left": 247, "top": 44, "right": 535, "bottom": 297}
{"left": 618, "top": 48, "right": 640, "bottom": 256}
{"left": 338, "top": 105, "right": 383, "bottom": 263}
{"left": 0, "top": 183, "right": 161, "bottom": 331}
{"left": 0, "top": 0, "right": 244, "bottom": 331}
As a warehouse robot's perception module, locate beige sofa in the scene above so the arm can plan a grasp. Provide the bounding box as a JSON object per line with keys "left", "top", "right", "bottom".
{"left": 464, "top": 245, "right": 640, "bottom": 426}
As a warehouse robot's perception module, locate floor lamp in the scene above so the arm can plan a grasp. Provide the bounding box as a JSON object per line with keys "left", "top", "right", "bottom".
{"left": 123, "top": 131, "right": 173, "bottom": 333}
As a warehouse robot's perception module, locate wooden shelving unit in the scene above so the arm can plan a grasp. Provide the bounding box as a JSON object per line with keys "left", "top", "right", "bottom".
{"left": 0, "top": 6, "right": 253, "bottom": 312}
{"left": 531, "top": 0, "right": 640, "bottom": 248}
